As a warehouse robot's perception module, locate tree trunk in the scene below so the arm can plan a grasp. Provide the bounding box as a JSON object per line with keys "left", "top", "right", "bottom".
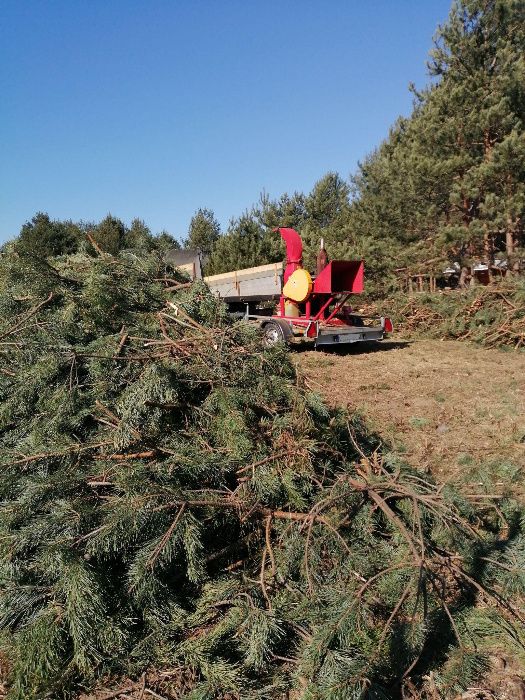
{"left": 458, "top": 267, "right": 470, "bottom": 288}
{"left": 483, "top": 229, "right": 492, "bottom": 261}
{"left": 506, "top": 218, "right": 515, "bottom": 257}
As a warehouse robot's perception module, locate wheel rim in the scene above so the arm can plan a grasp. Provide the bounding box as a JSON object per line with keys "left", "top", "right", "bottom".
{"left": 263, "top": 325, "right": 282, "bottom": 347}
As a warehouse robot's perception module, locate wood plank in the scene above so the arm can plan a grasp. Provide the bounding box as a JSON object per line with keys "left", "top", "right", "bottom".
{"left": 204, "top": 262, "right": 283, "bottom": 284}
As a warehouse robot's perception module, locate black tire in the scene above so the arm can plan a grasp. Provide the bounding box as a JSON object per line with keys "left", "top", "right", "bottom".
{"left": 347, "top": 315, "right": 365, "bottom": 327}
{"left": 261, "top": 321, "right": 289, "bottom": 347}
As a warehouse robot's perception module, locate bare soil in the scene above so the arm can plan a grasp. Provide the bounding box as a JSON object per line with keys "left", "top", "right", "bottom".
{"left": 296, "top": 339, "right": 525, "bottom": 484}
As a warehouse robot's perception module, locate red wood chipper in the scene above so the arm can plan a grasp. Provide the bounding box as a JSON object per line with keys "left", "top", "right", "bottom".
{"left": 257, "top": 228, "right": 392, "bottom": 347}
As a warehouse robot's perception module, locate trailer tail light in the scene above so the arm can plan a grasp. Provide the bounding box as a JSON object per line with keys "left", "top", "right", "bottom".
{"left": 383, "top": 317, "right": 393, "bottom": 334}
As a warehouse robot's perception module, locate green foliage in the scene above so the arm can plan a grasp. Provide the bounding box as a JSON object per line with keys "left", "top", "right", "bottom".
{"left": 206, "top": 213, "right": 282, "bottom": 276}
{"left": 126, "top": 218, "right": 160, "bottom": 251}
{"left": 12, "top": 212, "right": 179, "bottom": 260}
{"left": 90, "top": 214, "right": 127, "bottom": 255}
{"left": 17, "top": 213, "right": 82, "bottom": 258}
{"left": 156, "top": 230, "right": 181, "bottom": 252}
{"left": 0, "top": 248, "right": 522, "bottom": 699}
{"left": 185, "top": 208, "right": 221, "bottom": 261}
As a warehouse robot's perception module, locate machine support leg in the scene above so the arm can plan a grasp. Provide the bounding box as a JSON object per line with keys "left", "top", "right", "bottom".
{"left": 313, "top": 295, "right": 335, "bottom": 322}
{"left": 324, "top": 294, "right": 351, "bottom": 324}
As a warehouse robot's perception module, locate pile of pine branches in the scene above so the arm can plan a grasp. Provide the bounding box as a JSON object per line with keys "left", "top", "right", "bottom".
{"left": 0, "top": 248, "right": 523, "bottom": 699}
{"left": 384, "top": 279, "right": 525, "bottom": 349}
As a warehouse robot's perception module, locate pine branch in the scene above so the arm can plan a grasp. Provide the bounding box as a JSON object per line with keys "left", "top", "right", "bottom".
{"left": 0, "top": 292, "right": 54, "bottom": 341}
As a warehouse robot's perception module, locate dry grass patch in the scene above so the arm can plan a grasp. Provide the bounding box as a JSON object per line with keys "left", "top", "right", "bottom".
{"left": 296, "top": 339, "right": 525, "bottom": 486}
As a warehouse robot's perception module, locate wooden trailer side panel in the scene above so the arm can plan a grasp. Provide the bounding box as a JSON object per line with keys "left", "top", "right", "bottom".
{"left": 204, "top": 262, "right": 283, "bottom": 301}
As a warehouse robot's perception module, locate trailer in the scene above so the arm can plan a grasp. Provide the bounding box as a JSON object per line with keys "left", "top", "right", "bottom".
{"left": 170, "top": 228, "right": 392, "bottom": 348}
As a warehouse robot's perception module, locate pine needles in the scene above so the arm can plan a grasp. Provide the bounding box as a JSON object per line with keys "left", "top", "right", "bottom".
{"left": 0, "top": 249, "right": 523, "bottom": 699}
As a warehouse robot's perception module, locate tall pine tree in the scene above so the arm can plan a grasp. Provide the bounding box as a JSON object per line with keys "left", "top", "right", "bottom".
{"left": 185, "top": 208, "right": 221, "bottom": 259}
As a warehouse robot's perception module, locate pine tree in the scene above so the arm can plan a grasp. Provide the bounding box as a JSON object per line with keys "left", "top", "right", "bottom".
{"left": 257, "top": 190, "right": 307, "bottom": 232}
{"left": 155, "top": 229, "right": 180, "bottom": 252}
{"left": 185, "top": 208, "right": 221, "bottom": 259}
{"left": 126, "top": 218, "right": 156, "bottom": 251}
{"left": 428, "top": 0, "right": 525, "bottom": 259}
{"left": 90, "top": 214, "right": 127, "bottom": 255}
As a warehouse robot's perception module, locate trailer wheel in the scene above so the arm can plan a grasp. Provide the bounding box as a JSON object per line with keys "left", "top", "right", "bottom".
{"left": 261, "top": 320, "right": 290, "bottom": 347}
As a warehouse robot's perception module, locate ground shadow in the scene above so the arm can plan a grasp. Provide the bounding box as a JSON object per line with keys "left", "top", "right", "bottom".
{"left": 293, "top": 339, "right": 412, "bottom": 355}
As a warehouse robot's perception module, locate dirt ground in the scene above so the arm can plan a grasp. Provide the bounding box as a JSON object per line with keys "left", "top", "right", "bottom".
{"left": 296, "top": 339, "right": 525, "bottom": 485}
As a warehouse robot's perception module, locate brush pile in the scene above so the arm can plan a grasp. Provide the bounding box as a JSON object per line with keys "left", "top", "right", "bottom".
{"left": 0, "top": 247, "right": 523, "bottom": 700}
{"left": 386, "top": 279, "right": 525, "bottom": 349}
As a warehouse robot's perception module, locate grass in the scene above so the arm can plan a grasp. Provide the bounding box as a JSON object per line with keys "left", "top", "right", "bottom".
{"left": 409, "top": 416, "right": 429, "bottom": 428}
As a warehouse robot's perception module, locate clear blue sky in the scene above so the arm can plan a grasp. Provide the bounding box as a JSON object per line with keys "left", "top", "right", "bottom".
{"left": 0, "top": 1, "right": 451, "bottom": 244}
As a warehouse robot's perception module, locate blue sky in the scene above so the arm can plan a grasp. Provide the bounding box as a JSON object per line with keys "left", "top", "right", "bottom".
{"left": 1, "top": 1, "right": 451, "bottom": 243}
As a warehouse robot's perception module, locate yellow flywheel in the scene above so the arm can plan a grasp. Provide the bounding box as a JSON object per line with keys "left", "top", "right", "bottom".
{"left": 282, "top": 268, "right": 312, "bottom": 303}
